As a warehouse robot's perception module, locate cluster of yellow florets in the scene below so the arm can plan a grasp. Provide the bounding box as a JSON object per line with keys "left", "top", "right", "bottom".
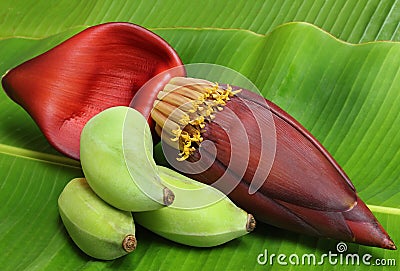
{"left": 151, "top": 77, "right": 241, "bottom": 161}
{"left": 172, "top": 83, "right": 241, "bottom": 161}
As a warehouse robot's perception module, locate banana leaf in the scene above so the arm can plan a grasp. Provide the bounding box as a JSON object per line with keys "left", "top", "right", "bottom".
{"left": 0, "top": 1, "right": 399, "bottom": 270}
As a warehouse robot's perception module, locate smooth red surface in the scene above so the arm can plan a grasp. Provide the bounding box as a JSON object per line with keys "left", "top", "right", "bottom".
{"left": 174, "top": 88, "right": 395, "bottom": 250}
{"left": 2, "top": 22, "right": 184, "bottom": 159}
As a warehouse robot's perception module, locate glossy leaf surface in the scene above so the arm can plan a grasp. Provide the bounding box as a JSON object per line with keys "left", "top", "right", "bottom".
{"left": 1, "top": 1, "right": 400, "bottom": 270}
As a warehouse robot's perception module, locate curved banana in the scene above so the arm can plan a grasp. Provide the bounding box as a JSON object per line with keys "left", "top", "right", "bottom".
{"left": 133, "top": 166, "right": 256, "bottom": 247}
{"left": 58, "top": 178, "right": 137, "bottom": 260}
{"left": 80, "top": 106, "right": 174, "bottom": 211}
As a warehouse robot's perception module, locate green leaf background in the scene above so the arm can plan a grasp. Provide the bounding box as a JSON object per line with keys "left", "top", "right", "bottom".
{"left": 0, "top": 1, "right": 399, "bottom": 270}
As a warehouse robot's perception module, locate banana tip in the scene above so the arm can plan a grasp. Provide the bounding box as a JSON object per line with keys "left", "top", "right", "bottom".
{"left": 163, "top": 187, "right": 175, "bottom": 206}
{"left": 122, "top": 234, "right": 137, "bottom": 253}
{"left": 246, "top": 214, "right": 256, "bottom": 232}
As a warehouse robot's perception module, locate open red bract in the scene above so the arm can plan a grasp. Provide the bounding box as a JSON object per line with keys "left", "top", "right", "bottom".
{"left": 2, "top": 22, "right": 184, "bottom": 159}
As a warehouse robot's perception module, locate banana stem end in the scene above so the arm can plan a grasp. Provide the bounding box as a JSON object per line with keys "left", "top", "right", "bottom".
{"left": 122, "top": 234, "right": 137, "bottom": 253}
{"left": 246, "top": 214, "right": 256, "bottom": 232}
{"left": 163, "top": 187, "right": 175, "bottom": 206}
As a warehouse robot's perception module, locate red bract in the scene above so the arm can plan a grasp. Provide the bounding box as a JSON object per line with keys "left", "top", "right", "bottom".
{"left": 1, "top": 22, "right": 184, "bottom": 159}
{"left": 152, "top": 77, "right": 396, "bottom": 250}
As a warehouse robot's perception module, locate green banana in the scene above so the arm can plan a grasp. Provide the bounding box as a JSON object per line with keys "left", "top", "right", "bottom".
{"left": 58, "top": 178, "right": 137, "bottom": 260}
{"left": 80, "top": 106, "right": 174, "bottom": 211}
{"left": 133, "top": 166, "right": 256, "bottom": 247}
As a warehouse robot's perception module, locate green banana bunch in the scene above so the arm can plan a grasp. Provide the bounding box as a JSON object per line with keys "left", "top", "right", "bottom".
{"left": 58, "top": 178, "right": 137, "bottom": 260}
{"left": 133, "top": 166, "right": 256, "bottom": 247}
{"left": 80, "top": 106, "right": 174, "bottom": 211}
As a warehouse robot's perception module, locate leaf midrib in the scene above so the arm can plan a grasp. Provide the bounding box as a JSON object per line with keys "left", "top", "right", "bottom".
{"left": 0, "top": 143, "right": 80, "bottom": 169}
{"left": 1, "top": 143, "right": 399, "bottom": 216}
{"left": 368, "top": 205, "right": 400, "bottom": 216}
